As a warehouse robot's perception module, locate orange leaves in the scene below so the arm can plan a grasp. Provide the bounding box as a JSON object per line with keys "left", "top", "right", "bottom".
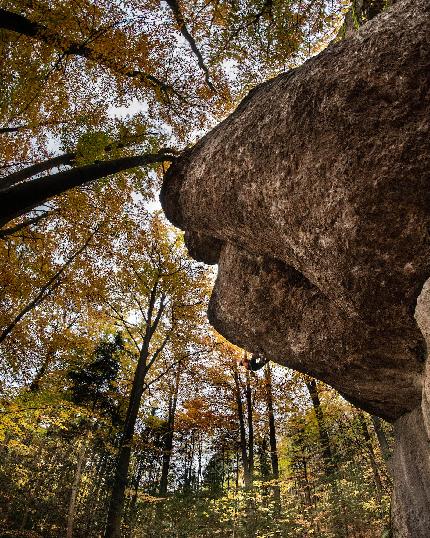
{"left": 176, "top": 397, "right": 231, "bottom": 434}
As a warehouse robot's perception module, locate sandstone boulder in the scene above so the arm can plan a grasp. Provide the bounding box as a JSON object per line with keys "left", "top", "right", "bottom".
{"left": 161, "top": 0, "right": 430, "bottom": 534}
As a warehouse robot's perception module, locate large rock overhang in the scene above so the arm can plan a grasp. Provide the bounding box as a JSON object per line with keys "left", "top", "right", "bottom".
{"left": 160, "top": 0, "right": 430, "bottom": 421}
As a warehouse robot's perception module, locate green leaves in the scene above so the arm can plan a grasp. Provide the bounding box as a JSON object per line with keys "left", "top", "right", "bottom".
{"left": 75, "top": 131, "right": 112, "bottom": 165}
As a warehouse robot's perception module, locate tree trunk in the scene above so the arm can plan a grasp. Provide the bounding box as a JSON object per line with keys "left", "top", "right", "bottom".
{"left": 105, "top": 286, "right": 166, "bottom": 538}
{"left": 84, "top": 452, "right": 108, "bottom": 537}
{"left": 357, "top": 412, "right": 383, "bottom": 503}
{"left": 301, "top": 457, "right": 312, "bottom": 508}
{"left": 66, "top": 439, "right": 87, "bottom": 538}
{"left": 197, "top": 433, "right": 203, "bottom": 491}
{"left": 264, "top": 363, "right": 281, "bottom": 510}
{"left": 104, "top": 354, "right": 148, "bottom": 538}
{"left": 245, "top": 368, "right": 254, "bottom": 485}
{"left": 258, "top": 437, "right": 270, "bottom": 507}
{"left": 125, "top": 459, "right": 145, "bottom": 538}
{"left": 259, "top": 437, "right": 270, "bottom": 481}
{"left": 233, "top": 365, "right": 251, "bottom": 488}
{"left": 305, "top": 379, "right": 336, "bottom": 477}
{"left": 0, "top": 152, "right": 174, "bottom": 227}
{"left": 371, "top": 415, "right": 391, "bottom": 462}
{"left": 159, "top": 366, "right": 181, "bottom": 496}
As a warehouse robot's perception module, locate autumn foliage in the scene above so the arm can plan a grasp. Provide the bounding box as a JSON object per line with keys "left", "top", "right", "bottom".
{"left": 0, "top": 1, "right": 393, "bottom": 537}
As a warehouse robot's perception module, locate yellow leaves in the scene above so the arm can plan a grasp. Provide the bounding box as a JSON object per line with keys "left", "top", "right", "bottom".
{"left": 0, "top": 0, "right": 344, "bottom": 182}
{"left": 0, "top": 389, "right": 84, "bottom": 450}
{"left": 143, "top": 413, "right": 167, "bottom": 431}
{"left": 125, "top": 489, "right": 165, "bottom": 503}
{"left": 211, "top": 2, "right": 231, "bottom": 26}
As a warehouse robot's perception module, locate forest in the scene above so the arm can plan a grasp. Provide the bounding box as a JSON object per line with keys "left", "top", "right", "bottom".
{"left": 0, "top": 0, "right": 395, "bottom": 536}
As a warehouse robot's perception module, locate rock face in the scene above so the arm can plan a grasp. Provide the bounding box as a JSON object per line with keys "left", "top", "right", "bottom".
{"left": 391, "top": 279, "right": 430, "bottom": 536}
{"left": 160, "top": 0, "right": 430, "bottom": 534}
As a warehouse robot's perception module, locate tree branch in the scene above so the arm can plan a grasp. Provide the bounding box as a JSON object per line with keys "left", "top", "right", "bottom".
{"left": 0, "top": 119, "right": 69, "bottom": 134}
{"left": 0, "top": 134, "right": 155, "bottom": 190}
{"left": 0, "top": 210, "right": 53, "bottom": 238}
{"left": 146, "top": 333, "right": 171, "bottom": 371}
{"left": 0, "top": 224, "right": 101, "bottom": 344}
{"left": 164, "top": 0, "right": 216, "bottom": 92}
{"left": 1, "top": 154, "right": 75, "bottom": 190}
{"left": 145, "top": 351, "right": 192, "bottom": 389}
{"left": 106, "top": 301, "right": 141, "bottom": 352}
{"left": 0, "top": 151, "right": 175, "bottom": 227}
{"left": 0, "top": 8, "right": 183, "bottom": 103}
{"left": 148, "top": 293, "right": 167, "bottom": 340}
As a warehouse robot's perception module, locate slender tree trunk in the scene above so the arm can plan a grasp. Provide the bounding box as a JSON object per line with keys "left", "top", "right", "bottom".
{"left": 227, "top": 447, "right": 230, "bottom": 490}
{"left": 159, "top": 366, "right": 181, "bottom": 496}
{"left": 126, "top": 459, "right": 145, "bottom": 538}
{"left": 197, "top": 434, "right": 203, "bottom": 491}
{"left": 66, "top": 439, "right": 87, "bottom": 538}
{"left": 84, "top": 452, "right": 108, "bottom": 537}
{"left": 302, "top": 457, "right": 312, "bottom": 508}
{"left": 158, "top": 396, "right": 174, "bottom": 496}
{"left": 305, "top": 380, "right": 349, "bottom": 536}
{"left": 182, "top": 434, "right": 195, "bottom": 493}
{"left": 259, "top": 437, "right": 270, "bottom": 481}
{"left": 187, "top": 432, "right": 196, "bottom": 491}
{"left": 305, "top": 379, "right": 336, "bottom": 477}
{"left": 264, "top": 365, "right": 279, "bottom": 479}
{"left": 259, "top": 437, "right": 270, "bottom": 507}
{"left": 245, "top": 368, "right": 254, "bottom": 485}
{"left": 358, "top": 412, "right": 383, "bottom": 502}
{"left": 105, "top": 285, "right": 166, "bottom": 538}
{"left": 233, "top": 365, "right": 251, "bottom": 488}
{"left": 264, "top": 363, "right": 281, "bottom": 510}
{"left": 104, "top": 351, "right": 149, "bottom": 538}
{"left": 371, "top": 415, "right": 391, "bottom": 462}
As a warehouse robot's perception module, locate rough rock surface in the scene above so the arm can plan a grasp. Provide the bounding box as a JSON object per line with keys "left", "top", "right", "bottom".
{"left": 390, "top": 279, "right": 430, "bottom": 536}
{"left": 161, "top": 0, "right": 430, "bottom": 534}
{"left": 162, "top": 0, "right": 430, "bottom": 419}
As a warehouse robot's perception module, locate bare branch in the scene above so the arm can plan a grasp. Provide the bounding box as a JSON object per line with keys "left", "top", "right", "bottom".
{"left": 0, "top": 224, "right": 101, "bottom": 344}
{"left": 0, "top": 132, "right": 165, "bottom": 190}
{"left": 0, "top": 210, "right": 53, "bottom": 238}
{"left": 164, "top": 0, "right": 216, "bottom": 92}
{"left": 147, "top": 333, "right": 171, "bottom": 371}
{"left": 0, "top": 151, "right": 175, "bottom": 227}
{"left": 0, "top": 119, "right": 69, "bottom": 134}
{"left": 105, "top": 300, "right": 141, "bottom": 352}
{"left": 1, "top": 154, "right": 75, "bottom": 190}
